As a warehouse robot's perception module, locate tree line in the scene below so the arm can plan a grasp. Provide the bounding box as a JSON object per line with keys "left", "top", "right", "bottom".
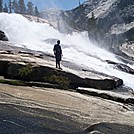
{"left": 0, "top": 0, "right": 40, "bottom": 17}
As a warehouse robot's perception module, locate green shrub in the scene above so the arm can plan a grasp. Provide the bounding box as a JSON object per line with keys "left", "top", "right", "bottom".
{"left": 0, "top": 79, "right": 26, "bottom": 86}
{"left": 46, "top": 75, "right": 70, "bottom": 89}
{"left": 18, "top": 63, "right": 33, "bottom": 77}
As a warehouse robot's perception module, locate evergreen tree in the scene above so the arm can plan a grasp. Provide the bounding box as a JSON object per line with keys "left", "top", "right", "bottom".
{"left": 9, "top": 0, "right": 12, "bottom": 13}
{"left": 92, "top": 12, "right": 95, "bottom": 19}
{"left": 0, "top": 0, "right": 3, "bottom": 12}
{"left": 27, "top": 1, "right": 34, "bottom": 15}
{"left": 57, "top": 19, "right": 60, "bottom": 31}
{"left": 12, "top": 0, "right": 18, "bottom": 13}
{"left": 79, "top": 0, "right": 81, "bottom": 6}
{"left": 3, "top": 3, "right": 8, "bottom": 12}
{"left": 18, "top": 0, "right": 26, "bottom": 14}
{"left": 34, "top": 6, "right": 39, "bottom": 17}
{"left": 88, "top": 12, "right": 96, "bottom": 31}
{"left": 88, "top": 12, "right": 97, "bottom": 41}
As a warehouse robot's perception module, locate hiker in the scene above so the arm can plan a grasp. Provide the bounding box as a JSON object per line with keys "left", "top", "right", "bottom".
{"left": 53, "top": 40, "right": 62, "bottom": 69}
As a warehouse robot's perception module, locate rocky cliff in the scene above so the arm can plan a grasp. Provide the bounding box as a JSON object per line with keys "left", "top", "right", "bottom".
{"left": 61, "top": 0, "right": 134, "bottom": 48}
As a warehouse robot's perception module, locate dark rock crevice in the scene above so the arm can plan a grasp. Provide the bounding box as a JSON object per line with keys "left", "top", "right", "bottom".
{"left": 76, "top": 88, "right": 134, "bottom": 105}
{"left": 0, "top": 30, "right": 8, "bottom": 41}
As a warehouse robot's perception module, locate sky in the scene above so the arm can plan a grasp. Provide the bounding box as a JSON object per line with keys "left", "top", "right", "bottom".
{"left": 4, "top": 0, "right": 85, "bottom": 11}
{"left": 33, "top": 0, "right": 85, "bottom": 10}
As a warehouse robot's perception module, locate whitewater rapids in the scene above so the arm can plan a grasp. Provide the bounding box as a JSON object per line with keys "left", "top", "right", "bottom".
{"left": 0, "top": 13, "right": 134, "bottom": 90}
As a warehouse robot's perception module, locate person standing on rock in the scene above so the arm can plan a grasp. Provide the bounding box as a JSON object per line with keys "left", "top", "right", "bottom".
{"left": 53, "top": 40, "right": 62, "bottom": 69}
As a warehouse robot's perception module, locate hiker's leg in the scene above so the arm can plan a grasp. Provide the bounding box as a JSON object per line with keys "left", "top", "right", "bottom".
{"left": 58, "top": 61, "right": 62, "bottom": 69}
{"left": 56, "top": 59, "right": 58, "bottom": 68}
{"left": 58, "top": 61, "right": 60, "bottom": 69}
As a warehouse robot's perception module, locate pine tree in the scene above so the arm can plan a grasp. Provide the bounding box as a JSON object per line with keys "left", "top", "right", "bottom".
{"left": 79, "top": 0, "right": 81, "bottom": 6}
{"left": 91, "top": 12, "right": 95, "bottom": 19}
{"left": 88, "top": 12, "right": 96, "bottom": 31}
{"left": 18, "top": 0, "right": 26, "bottom": 14}
{"left": 9, "top": 0, "right": 12, "bottom": 13}
{"left": 27, "top": 1, "right": 34, "bottom": 15}
{"left": 3, "top": 3, "right": 8, "bottom": 12}
{"left": 88, "top": 12, "right": 97, "bottom": 40}
{"left": 0, "top": 0, "right": 3, "bottom": 12}
{"left": 12, "top": 0, "right": 18, "bottom": 13}
{"left": 34, "top": 6, "right": 39, "bottom": 17}
{"left": 57, "top": 19, "right": 60, "bottom": 31}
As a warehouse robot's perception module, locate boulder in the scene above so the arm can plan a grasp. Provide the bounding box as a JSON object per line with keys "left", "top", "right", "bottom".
{"left": 0, "top": 30, "right": 8, "bottom": 41}
{"left": 106, "top": 60, "right": 134, "bottom": 74}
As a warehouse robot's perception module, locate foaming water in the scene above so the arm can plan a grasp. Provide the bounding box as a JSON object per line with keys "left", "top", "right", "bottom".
{"left": 0, "top": 13, "right": 134, "bottom": 90}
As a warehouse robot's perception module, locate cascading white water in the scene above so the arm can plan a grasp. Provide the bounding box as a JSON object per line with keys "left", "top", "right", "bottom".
{"left": 0, "top": 13, "right": 134, "bottom": 90}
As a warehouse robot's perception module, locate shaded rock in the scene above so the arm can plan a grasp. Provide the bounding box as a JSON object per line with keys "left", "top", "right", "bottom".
{"left": 126, "top": 98, "right": 134, "bottom": 104}
{"left": 0, "top": 50, "right": 12, "bottom": 54}
{"left": 0, "top": 61, "right": 9, "bottom": 76}
{"left": 84, "top": 122, "right": 134, "bottom": 134}
{"left": 18, "top": 51, "right": 34, "bottom": 56}
{"left": 0, "top": 103, "right": 81, "bottom": 134}
{"left": 76, "top": 88, "right": 134, "bottom": 105}
{"left": 35, "top": 54, "right": 44, "bottom": 59}
{"left": 3, "top": 62, "right": 123, "bottom": 90}
{"left": 84, "top": 78, "right": 123, "bottom": 90}
{"left": 0, "top": 30, "right": 8, "bottom": 41}
{"left": 106, "top": 60, "right": 134, "bottom": 74}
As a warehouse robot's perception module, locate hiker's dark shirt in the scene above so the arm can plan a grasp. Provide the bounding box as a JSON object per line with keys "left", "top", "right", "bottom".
{"left": 53, "top": 44, "right": 62, "bottom": 61}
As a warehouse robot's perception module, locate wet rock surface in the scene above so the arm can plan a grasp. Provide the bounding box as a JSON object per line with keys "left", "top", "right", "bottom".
{"left": 106, "top": 60, "right": 134, "bottom": 74}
